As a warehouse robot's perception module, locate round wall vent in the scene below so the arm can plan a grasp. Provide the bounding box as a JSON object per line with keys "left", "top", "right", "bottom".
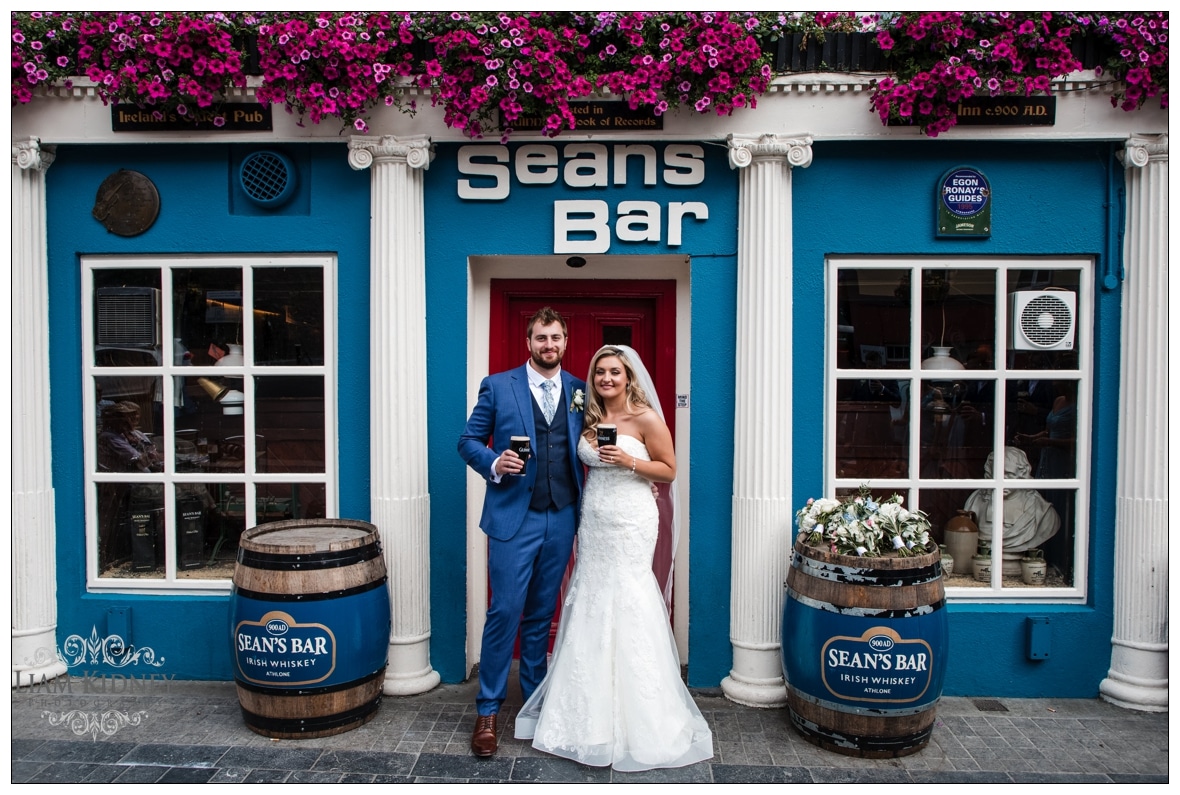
{"left": 239, "top": 150, "right": 296, "bottom": 208}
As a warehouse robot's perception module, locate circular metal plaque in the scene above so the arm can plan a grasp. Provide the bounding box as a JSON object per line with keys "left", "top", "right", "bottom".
{"left": 92, "top": 169, "right": 160, "bottom": 237}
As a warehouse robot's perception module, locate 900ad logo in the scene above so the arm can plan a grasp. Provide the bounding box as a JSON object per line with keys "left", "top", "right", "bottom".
{"left": 821, "top": 627, "right": 934, "bottom": 704}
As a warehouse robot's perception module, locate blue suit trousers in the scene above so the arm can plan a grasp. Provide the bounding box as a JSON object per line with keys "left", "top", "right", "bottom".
{"left": 477, "top": 501, "right": 577, "bottom": 716}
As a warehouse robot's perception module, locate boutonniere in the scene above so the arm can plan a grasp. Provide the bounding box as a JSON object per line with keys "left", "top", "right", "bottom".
{"left": 570, "top": 389, "right": 585, "bottom": 413}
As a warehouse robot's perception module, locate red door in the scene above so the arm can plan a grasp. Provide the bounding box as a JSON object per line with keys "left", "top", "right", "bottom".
{"left": 489, "top": 278, "right": 678, "bottom": 644}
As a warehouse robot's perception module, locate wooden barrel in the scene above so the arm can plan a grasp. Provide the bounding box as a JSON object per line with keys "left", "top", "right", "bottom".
{"left": 231, "top": 519, "right": 390, "bottom": 739}
{"left": 781, "top": 538, "right": 948, "bottom": 758}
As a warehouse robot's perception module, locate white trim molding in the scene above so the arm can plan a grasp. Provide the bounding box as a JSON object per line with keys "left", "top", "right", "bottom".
{"left": 721, "top": 133, "right": 813, "bottom": 708}
{"left": 348, "top": 135, "right": 441, "bottom": 696}
{"left": 1101, "top": 134, "right": 1169, "bottom": 712}
{"left": 11, "top": 137, "right": 69, "bottom": 687}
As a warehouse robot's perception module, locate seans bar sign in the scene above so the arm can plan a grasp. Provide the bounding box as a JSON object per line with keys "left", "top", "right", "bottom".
{"left": 456, "top": 143, "right": 710, "bottom": 253}
{"left": 822, "top": 627, "right": 935, "bottom": 703}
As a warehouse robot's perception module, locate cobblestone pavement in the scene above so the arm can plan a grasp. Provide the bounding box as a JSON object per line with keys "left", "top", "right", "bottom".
{"left": 10, "top": 675, "right": 1169, "bottom": 785}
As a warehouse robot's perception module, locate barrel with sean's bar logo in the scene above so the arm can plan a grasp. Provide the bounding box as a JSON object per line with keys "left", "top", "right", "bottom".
{"left": 781, "top": 538, "right": 948, "bottom": 758}
{"left": 231, "top": 519, "right": 390, "bottom": 739}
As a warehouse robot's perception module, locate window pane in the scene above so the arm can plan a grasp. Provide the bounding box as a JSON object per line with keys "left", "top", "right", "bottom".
{"left": 1009, "top": 379, "right": 1078, "bottom": 479}
{"left": 97, "top": 483, "right": 164, "bottom": 578}
{"left": 918, "top": 378, "right": 993, "bottom": 479}
{"left": 253, "top": 267, "right": 324, "bottom": 366}
{"left": 260, "top": 482, "right": 327, "bottom": 521}
{"left": 1005, "top": 270, "right": 1080, "bottom": 371}
{"left": 203, "top": 483, "right": 247, "bottom": 578}
{"left": 920, "top": 488, "right": 980, "bottom": 586}
{"left": 176, "top": 375, "right": 246, "bottom": 474}
{"left": 920, "top": 268, "right": 995, "bottom": 372}
{"left": 836, "top": 267, "right": 911, "bottom": 369}
{"left": 172, "top": 267, "right": 244, "bottom": 367}
{"left": 834, "top": 379, "right": 909, "bottom": 479}
{"left": 96, "top": 376, "right": 163, "bottom": 472}
{"left": 256, "top": 376, "right": 325, "bottom": 473}
{"left": 93, "top": 270, "right": 162, "bottom": 367}
{"left": 962, "top": 480, "right": 1074, "bottom": 590}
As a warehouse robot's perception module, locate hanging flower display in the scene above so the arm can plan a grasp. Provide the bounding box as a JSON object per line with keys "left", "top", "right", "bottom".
{"left": 11, "top": 11, "right": 1170, "bottom": 140}
{"left": 870, "top": 11, "right": 1167, "bottom": 137}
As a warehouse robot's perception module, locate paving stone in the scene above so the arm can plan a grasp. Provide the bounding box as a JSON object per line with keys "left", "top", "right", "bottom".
{"left": 509, "top": 756, "right": 613, "bottom": 783}
{"left": 158, "top": 766, "right": 220, "bottom": 783}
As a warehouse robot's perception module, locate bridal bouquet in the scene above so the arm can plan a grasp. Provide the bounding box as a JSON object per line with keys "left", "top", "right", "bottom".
{"left": 796, "top": 485, "right": 933, "bottom": 557}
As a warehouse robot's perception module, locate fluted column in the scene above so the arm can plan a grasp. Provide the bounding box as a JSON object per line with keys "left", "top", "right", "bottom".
{"left": 1100, "top": 134, "right": 1168, "bottom": 712}
{"left": 12, "top": 138, "right": 68, "bottom": 688}
{"left": 348, "top": 135, "right": 440, "bottom": 695}
{"left": 722, "top": 133, "right": 813, "bottom": 707}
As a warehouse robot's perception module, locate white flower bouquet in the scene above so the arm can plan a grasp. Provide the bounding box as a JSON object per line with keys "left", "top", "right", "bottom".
{"left": 796, "top": 486, "right": 934, "bottom": 557}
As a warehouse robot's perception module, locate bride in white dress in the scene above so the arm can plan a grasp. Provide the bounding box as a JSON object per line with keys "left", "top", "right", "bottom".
{"left": 514, "top": 345, "right": 713, "bottom": 772}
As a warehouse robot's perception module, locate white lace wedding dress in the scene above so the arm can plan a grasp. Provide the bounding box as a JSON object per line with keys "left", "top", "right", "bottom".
{"left": 514, "top": 435, "right": 713, "bottom": 771}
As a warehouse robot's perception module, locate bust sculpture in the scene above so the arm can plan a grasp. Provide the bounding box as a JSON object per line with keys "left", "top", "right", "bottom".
{"left": 964, "top": 447, "right": 1060, "bottom": 576}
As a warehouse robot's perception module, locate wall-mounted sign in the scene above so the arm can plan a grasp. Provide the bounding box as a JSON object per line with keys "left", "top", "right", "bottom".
{"left": 951, "top": 95, "right": 1055, "bottom": 126}
{"left": 888, "top": 96, "right": 1055, "bottom": 128}
{"left": 112, "top": 103, "right": 273, "bottom": 132}
{"left": 92, "top": 169, "right": 160, "bottom": 237}
{"left": 509, "top": 101, "right": 662, "bottom": 133}
{"left": 937, "top": 166, "right": 991, "bottom": 237}
{"left": 456, "top": 142, "right": 709, "bottom": 252}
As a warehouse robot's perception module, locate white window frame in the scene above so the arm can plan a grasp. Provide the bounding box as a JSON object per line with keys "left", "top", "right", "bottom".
{"left": 82, "top": 254, "right": 338, "bottom": 593}
{"left": 826, "top": 256, "right": 1091, "bottom": 603}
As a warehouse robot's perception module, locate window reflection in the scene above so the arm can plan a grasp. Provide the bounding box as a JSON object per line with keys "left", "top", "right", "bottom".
{"left": 93, "top": 270, "right": 162, "bottom": 368}
{"left": 834, "top": 379, "right": 909, "bottom": 479}
{"left": 256, "top": 376, "right": 325, "bottom": 473}
{"left": 253, "top": 267, "right": 324, "bottom": 366}
{"left": 97, "top": 483, "right": 164, "bottom": 578}
{"left": 172, "top": 268, "right": 243, "bottom": 368}
{"left": 95, "top": 378, "right": 163, "bottom": 472}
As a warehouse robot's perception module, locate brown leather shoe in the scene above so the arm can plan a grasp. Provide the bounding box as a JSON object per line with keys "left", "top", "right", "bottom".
{"left": 471, "top": 714, "right": 497, "bottom": 757}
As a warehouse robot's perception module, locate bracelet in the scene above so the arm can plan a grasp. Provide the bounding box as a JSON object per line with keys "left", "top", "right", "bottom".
{"left": 630, "top": 457, "right": 637, "bottom": 473}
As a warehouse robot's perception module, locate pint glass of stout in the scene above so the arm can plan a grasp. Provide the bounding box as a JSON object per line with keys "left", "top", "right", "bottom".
{"left": 508, "top": 436, "right": 531, "bottom": 476}
{"left": 596, "top": 424, "right": 617, "bottom": 448}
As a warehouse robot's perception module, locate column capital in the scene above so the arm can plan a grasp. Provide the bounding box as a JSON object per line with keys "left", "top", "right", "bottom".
{"left": 12, "top": 137, "right": 55, "bottom": 172}
{"left": 727, "top": 133, "right": 813, "bottom": 170}
{"left": 348, "top": 134, "right": 433, "bottom": 171}
{"left": 1119, "top": 133, "right": 1168, "bottom": 168}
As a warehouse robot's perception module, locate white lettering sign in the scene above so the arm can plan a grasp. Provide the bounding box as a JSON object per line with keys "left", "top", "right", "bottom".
{"left": 458, "top": 144, "right": 711, "bottom": 251}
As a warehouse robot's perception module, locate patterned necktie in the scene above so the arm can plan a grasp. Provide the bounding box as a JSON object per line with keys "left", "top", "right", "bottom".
{"left": 541, "top": 379, "right": 556, "bottom": 425}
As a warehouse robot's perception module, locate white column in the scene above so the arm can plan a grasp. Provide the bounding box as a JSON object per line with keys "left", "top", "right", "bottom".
{"left": 1100, "top": 134, "right": 1168, "bottom": 712}
{"left": 722, "top": 133, "right": 813, "bottom": 707}
{"left": 12, "top": 138, "right": 68, "bottom": 688}
{"left": 348, "top": 135, "right": 440, "bottom": 696}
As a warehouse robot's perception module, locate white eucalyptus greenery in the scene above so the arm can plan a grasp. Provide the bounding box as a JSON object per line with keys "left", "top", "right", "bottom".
{"left": 796, "top": 486, "right": 934, "bottom": 557}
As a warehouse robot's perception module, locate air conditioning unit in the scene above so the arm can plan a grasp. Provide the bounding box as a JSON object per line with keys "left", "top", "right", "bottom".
{"left": 1010, "top": 289, "right": 1075, "bottom": 351}
{"left": 97, "top": 287, "right": 160, "bottom": 348}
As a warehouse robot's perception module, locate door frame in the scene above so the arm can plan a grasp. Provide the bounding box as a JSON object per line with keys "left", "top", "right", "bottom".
{"left": 464, "top": 255, "right": 693, "bottom": 672}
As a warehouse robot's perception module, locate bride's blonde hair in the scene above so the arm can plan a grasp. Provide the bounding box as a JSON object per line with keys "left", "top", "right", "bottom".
{"left": 584, "top": 346, "right": 651, "bottom": 436}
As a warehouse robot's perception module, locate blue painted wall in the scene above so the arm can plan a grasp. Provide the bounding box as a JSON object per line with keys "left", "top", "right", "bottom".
{"left": 422, "top": 141, "right": 740, "bottom": 685}
{"left": 44, "top": 136, "right": 1122, "bottom": 698}
{"left": 47, "top": 143, "right": 371, "bottom": 679}
{"left": 792, "top": 140, "right": 1121, "bottom": 697}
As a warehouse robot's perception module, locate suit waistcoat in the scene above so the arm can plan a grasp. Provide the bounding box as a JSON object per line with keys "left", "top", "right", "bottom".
{"left": 529, "top": 395, "right": 577, "bottom": 512}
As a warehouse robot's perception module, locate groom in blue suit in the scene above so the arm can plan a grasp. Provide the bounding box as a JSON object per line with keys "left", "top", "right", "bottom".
{"left": 458, "top": 307, "right": 586, "bottom": 757}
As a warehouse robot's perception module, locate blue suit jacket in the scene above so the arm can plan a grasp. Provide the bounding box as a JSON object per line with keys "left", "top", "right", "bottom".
{"left": 458, "top": 364, "right": 587, "bottom": 541}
